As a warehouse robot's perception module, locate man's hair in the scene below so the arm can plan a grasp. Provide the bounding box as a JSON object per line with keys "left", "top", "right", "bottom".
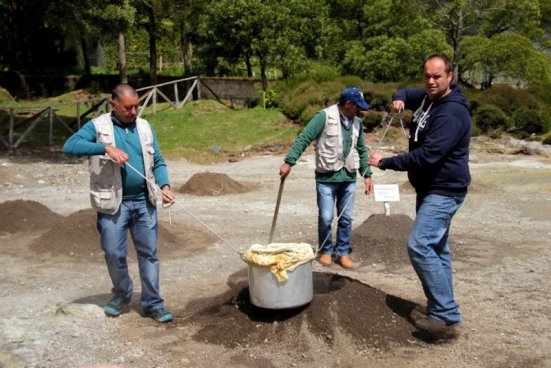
{"left": 423, "top": 54, "right": 453, "bottom": 74}
{"left": 111, "top": 83, "right": 138, "bottom": 100}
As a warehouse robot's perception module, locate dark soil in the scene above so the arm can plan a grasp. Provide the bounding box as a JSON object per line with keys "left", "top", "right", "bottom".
{"left": 27, "top": 208, "right": 215, "bottom": 261}
{"left": 178, "top": 172, "right": 251, "bottom": 196}
{"left": 350, "top": 214, "right": 413, "bottom": 269}
{"left": 176, "top": 272, "right": 418, "bottom": 351}
{"left": 0, "top": 200, "right": 64, "bottom": 234}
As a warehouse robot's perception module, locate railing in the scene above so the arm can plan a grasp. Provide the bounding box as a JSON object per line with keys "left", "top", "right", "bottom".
{"left": 0, "top": 98, "right": 109, "bottom": 151}
{"left": 0, "top": 76, "right": 207, "bottom": 151}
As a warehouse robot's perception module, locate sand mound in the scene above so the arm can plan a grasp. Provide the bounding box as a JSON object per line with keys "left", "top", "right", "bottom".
{"left": 351, "top": 214, "right": 413, "bottom": 269}
{"left": 29, "top": 208, "right": 215, "bottom": 261}
{"left": 0, "top": 200, "right": 64, "bottom": 235}
{"left": 179, "top": 172, "right": 250, "bottom": 196}
{"left": 177, "top": 273, "right": 417, "bottom": 350}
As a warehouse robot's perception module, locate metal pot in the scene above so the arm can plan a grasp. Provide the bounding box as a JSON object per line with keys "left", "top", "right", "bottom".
{"left": 248, "top": 261, "right": 313, "bottom": 309}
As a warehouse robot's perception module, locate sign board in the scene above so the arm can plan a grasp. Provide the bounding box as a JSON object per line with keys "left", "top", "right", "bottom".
{"left": 373, "top": 184, "right": 400, "bottom": 202}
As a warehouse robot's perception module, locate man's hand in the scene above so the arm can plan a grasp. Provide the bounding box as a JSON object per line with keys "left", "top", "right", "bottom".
{"left": 161, "top": 185, "right": 175, "bottom": 205}
{"left": 364, "top": 176, "right": 373, "bottom": 195}
{"left": 391, "top": 100, "right": 405, "bottom": 113}
{"left": 368, "top": 152, "right": 384, "bottom": 167}
{"left": 105, "top": 144, "right": 129, "bottom": 166}
{"left": 279, "top": 163, "right": 292, "bottom": 179}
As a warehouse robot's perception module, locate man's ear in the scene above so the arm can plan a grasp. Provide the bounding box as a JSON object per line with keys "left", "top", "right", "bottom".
{"left": 109, "top": 99, "right": 117, "bottom": 108}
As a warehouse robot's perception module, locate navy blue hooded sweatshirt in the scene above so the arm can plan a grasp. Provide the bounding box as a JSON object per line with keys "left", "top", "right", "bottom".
{"left": 380, "top": 84, "right": 471, "bottom": 196}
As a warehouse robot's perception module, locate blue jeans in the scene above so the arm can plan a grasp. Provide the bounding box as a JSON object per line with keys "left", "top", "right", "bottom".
{"left": 316, "top": 181, "right": 356, "bottom": 256}
{"left": 408, "top": 193, "right": 465, "bottom": 325}
{"left": 97, "top": 199, "right": 164, "bottom": 312}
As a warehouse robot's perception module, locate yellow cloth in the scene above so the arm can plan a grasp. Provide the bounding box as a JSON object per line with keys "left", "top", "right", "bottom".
{"left": 242, "top": 243, "right": 315, "bottom": 282}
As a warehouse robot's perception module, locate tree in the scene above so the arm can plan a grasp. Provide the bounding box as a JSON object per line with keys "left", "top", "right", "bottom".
{"left": 199, "top": 0, "right": 326, "bottom": 90}
{"left": 461, "top": 33, "right": 551, "bottom": 87}
{"left": 88, "top": 0, "right": 137, "bottom": 82}
{"left": 411, "top": 0, "right": 546, "bottom": 82}
{"left": 339, "top": 0, "right": 451, "bottom": 82}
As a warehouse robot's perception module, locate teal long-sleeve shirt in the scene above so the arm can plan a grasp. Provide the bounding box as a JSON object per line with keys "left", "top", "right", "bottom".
{"left": 284, "top": 110, "right": 372, "bottom": 182}
{"left": 63, "top": 114, "right": 170, "bottom": 200}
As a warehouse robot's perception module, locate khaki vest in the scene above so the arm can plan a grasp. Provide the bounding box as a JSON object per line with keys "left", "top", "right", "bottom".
{"left": 89, "top": 113, "right": 159, "bottom": 215}
{"left": 315, "top": 105, "right": 361, "bottom": 173}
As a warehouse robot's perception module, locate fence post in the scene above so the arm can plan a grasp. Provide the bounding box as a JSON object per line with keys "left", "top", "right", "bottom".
{"left": 9, "top": 107, "right": 14, "bottom": 150}
{"left": 76, "top": 102, "right": 81, "bottom": 129}
{"left": 197, "top": 79, "right": 202, "bottom": 100}
{"left": 152, "top": 88, "right": 157, "bottom": 114}
{"left": 174, "top": 83, "right": 179, "bottom": 108}
{"left": 49, "top": 107, "right": 54, "bottom": 145}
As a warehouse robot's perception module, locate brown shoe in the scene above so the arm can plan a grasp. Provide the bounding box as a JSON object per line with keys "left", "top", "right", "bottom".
{"left": 318, "top": 254, "right": 332, "bottom": 266}
{"left": 410, "top": 305, "right": 428, "bottom": 322}
{"left": 414, "top": 315, "right": 460, "bottom": 340}
{"left": 337, "top": 255, "right": 354, "bottom": 269}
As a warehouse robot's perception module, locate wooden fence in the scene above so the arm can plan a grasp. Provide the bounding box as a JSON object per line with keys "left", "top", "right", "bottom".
{"left": 0, "top": 76, "right": 213, "bottom": 151}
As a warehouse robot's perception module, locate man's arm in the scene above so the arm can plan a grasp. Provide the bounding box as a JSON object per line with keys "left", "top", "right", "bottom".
{"left": 356, "top": 127, "right": 372, "bottom": 178}
{"left": 379, "top": 114, "right": 466, "bottom": 171}
{"left": 62, "top": 121, "right": 104, "bottom": 157}
{"left": 284, "top": 111, "right": 326, "bottom": 165}
{"left": 150, "top": 126, "right": 170, "bottom": 188}
{"left": 392, "top": 88, "right": 426, "bottom": 111}
{"left": 280, "top": 111, "right": 326, "bottom": 178}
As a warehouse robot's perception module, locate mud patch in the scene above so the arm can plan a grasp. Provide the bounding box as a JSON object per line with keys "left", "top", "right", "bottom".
{"left": 177, "top": 273, "right": 416, "bottom": 351}
{"left": 178, "top": 172, "right": 251, "bottom": 196}
{"left": 0, "top": 200, "right": 64, "bottom": 235}
{"left": 28, "top": 208, "right": 215, "bottom": 261}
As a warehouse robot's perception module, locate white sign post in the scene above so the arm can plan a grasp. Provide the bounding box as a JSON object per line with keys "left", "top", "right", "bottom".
{"left": 372, "top": 184, "right": 400, "bottom": 216}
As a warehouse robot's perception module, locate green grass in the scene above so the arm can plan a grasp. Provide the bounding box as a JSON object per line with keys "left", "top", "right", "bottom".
{"left": 144, "top": 100, "right": 300, "bottom": 162}
{"left": 1, "top": 94, "right": 300, "bottom": 159}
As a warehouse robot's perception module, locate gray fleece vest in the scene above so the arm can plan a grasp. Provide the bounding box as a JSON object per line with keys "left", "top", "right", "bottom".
{"left": 315, "top": 105, "right": 361, "bottom": 173}
{"left": 89, "top": 113, "right": 159, "bottom": 215}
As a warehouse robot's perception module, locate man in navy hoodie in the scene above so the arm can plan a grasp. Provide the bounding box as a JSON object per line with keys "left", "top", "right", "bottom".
{"left": 368, "top": 54, "right": 471, "bottom": 340}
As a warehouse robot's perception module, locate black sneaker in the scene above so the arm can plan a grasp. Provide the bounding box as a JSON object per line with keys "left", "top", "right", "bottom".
{"left": 143, "top": 307, "right": 173, "bottom": 323}
{"left": 414, "top": 315, "right": 460, "bottom": 340}
{"left": 104, "top": 296, "right": 131, "bottom": 317}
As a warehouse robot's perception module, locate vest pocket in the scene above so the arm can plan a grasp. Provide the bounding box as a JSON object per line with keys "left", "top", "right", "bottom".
{"left": 89, "top": 157, "right": 115, "bottom": 176}
{"left": 90, "top": 184, "right": 117, "bottom": 212}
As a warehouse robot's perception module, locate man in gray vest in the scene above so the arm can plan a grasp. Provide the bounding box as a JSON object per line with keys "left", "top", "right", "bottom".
{"left": 279, "top": 87, "right": 373, "bottom": 269}
{"left": 63, "top": 84, "right": 175, "bottom": 323}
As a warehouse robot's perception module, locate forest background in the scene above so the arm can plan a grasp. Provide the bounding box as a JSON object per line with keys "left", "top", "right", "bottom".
{"left": 1, "top": 0, "right": 551, "bottom": 143}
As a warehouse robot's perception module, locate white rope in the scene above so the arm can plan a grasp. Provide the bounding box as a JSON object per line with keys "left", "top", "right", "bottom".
{"left": 111, "top": 158, "right": 240, "bottom": 254}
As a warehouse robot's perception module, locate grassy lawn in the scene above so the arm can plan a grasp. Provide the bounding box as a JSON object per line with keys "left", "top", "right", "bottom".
{"left": 142, "top": 100, "right": 300, "bottom": 163}
{"left": 1, "top": 94, "right": 301, "bottom": 161}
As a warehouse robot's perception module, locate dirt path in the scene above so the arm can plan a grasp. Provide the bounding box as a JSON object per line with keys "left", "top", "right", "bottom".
{"left": 0, "top": 140, "right": 550, "bottom": 368}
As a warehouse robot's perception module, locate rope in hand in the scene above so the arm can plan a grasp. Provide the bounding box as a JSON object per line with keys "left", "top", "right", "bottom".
{"left": 108, "top": 157, "right": 240, "bottom": 254}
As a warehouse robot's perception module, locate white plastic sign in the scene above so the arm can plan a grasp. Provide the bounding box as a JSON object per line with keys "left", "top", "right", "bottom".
{"left": 373, "top": 184, "right": 400, "bottom": 202}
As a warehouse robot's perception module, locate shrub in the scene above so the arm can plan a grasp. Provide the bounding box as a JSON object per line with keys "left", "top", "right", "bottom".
{"left": 527, "top": 82, "right": 551, "bottom": 105}
{"left": 511, "top": 108, "right": 549, "bottom": 136}
{"left": 299, "top": 104, "right": 324, "bottom": 125}
{"left": 471, "top": 85, "right": 539, "bottom": 115}
{"left": 362, "top": 111, "right": 385, "bottom": 132}
{"left": 471, "top": 123, "right": 482, "bottom": 137}
{"left": 475, "top": 104, "right": 508, "bottom": 133}
{"left": 261, "top": 89, "right": 277, "bottom": 108}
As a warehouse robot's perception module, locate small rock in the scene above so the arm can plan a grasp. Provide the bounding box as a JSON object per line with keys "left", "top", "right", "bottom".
{"left": 53, "top": 302, "right": 104, "bottom": 318}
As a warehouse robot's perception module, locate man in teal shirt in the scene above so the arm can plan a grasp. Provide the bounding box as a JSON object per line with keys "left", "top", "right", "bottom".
{"left": 63, "top": 84, "right": 175, "bottom": 323}
{"left": 279, "top": 88, "right": 373, "bottom": 269}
